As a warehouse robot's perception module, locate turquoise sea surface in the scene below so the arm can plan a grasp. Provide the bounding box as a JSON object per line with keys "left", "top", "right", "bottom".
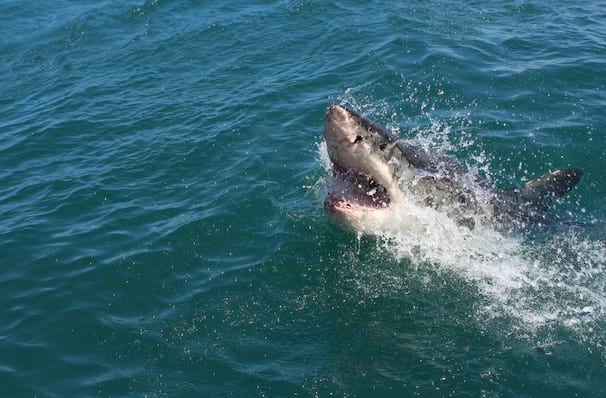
{"left": 1, "top": 1, "right": 606, "bottom": 396}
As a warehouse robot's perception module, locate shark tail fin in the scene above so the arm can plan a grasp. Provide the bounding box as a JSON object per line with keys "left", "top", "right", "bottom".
{"left": 519, "top": 168, "right": 583, "bottom": 208}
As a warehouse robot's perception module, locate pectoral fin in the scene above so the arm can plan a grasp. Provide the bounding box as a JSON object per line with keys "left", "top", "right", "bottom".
{"left": 519, "top": 168, "right": 583, "bottom": 209}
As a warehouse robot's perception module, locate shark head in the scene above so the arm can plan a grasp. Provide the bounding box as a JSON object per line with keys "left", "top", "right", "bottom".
{"left": 323, "top": 105, "right": 415, "bottom": 229}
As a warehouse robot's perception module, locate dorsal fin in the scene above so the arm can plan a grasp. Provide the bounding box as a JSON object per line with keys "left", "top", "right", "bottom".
{"left": 518, "top": 168, "right": 583, "bottom": 208}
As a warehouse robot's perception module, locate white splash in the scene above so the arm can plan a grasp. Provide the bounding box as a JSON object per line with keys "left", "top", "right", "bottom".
{"left": 318, "top": 91, "right": 606, "bottom": 354}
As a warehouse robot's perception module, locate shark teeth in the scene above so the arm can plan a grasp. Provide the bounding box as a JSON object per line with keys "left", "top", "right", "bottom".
{"left": 326, "top": 163, "right": 391, "bottom": 211}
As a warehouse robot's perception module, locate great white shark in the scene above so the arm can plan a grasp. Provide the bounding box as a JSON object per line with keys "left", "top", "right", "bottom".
{"left": 323, "top": 104, "right": 583, "bottom": 233}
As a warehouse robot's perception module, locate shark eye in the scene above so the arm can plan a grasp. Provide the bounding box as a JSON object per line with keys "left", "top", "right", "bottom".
{"left": 354, "top": 135, "right": 363, "bottom": 144}
{"left": 379, "top": 142, "right": 387, "bottom": 151}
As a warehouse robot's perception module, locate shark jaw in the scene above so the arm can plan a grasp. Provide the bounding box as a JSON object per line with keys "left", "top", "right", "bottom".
{"left": 323, "top": 104, "right": 404, "bottom": 229}
{"left": 324, "top": 164, "right": 391, "bottom": 209}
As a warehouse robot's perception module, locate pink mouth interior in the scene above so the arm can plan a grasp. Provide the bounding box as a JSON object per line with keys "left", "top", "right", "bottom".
{"left": 325, "top": 163, "right": 391, "bottom": 211}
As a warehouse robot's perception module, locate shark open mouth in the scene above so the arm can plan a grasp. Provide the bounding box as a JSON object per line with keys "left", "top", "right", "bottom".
{"left": 325, "top": 162, "right": 391, "bottom": 212}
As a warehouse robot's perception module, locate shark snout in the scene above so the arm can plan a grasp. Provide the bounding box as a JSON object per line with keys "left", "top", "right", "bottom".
{"left": 324, "top": 104, "right": 358, "bottom": 145}
{"left": 325, "top": 104, "right": 349, "bottom": 126}
{"left": 327, "top": 103, "right": 347, "bottom": 116}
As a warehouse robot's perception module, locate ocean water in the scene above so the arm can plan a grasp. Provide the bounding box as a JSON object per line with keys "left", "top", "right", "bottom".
{"left": 1, "top": 0, "right": 606, "bottom": 396}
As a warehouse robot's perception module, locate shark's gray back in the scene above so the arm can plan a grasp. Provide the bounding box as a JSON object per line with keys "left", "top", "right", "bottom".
{"left": 396, "top": 141, "right": 583, "bottom": 229}
{"left": 397, "top": 141, "right": 467, "bottom": 176}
